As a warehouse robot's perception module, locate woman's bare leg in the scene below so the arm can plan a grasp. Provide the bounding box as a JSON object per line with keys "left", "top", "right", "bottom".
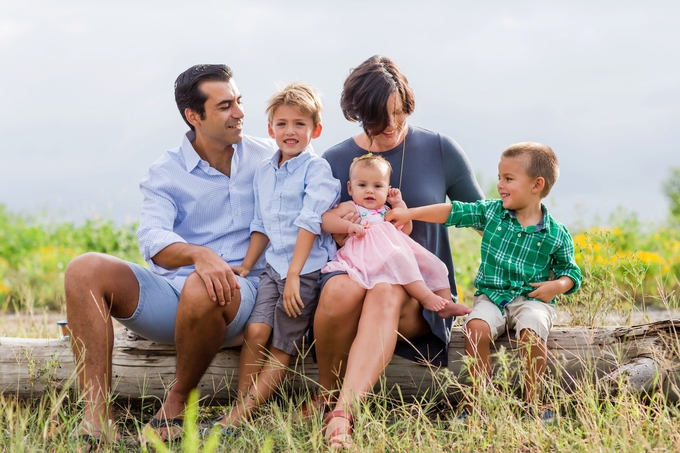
{"left": 313, "top": 275, "right": 366, "bottom": 394}
{"left": 326, "top": 284, "right": 429, "bottom": 446}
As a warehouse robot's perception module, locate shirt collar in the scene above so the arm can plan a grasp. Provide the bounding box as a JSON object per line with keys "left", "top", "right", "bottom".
{"left": 180, "top": 131, "right": 201, "bottom": 172}
{"left": 268, "top": 146, "right": 314, "bottom": 172}
{"left": 503, "top": 203, "right": 551, "bottom": 232}
{"left": 180, "top": 130, "right": 242, "bottom": 173}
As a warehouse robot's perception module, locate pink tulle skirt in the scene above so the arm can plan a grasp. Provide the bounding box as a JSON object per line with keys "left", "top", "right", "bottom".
{"left": 322, "top": 222, "right": 449, "bottom": 291}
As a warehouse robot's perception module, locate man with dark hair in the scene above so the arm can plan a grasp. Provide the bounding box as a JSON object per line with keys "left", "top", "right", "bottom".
{"left": 64, "top": 64, "right": 277, "bottom": 444}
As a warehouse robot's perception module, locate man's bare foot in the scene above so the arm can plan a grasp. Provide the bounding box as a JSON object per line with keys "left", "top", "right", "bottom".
{"left": 437, "top": 301, "right": 472, "bottom": 318}
{"left": 78, "top": 419, "right": 120, "bottom": 445}
{"left": 420, "top": 293, "right": 449, "bottom": 311}
{"left": 141, "top": 398, "right": 185, "bottom": 442}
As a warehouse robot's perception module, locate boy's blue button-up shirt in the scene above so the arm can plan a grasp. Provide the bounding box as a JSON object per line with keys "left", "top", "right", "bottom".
{"left": 137, "top": 131, "right": 277, "bottom": 291}
{"left": 251, "top": 148, "right": 340, "bottom": 277}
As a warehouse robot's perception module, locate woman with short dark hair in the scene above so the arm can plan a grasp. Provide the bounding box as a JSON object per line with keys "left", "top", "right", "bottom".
{"left": 314, "top": 55, "right": 484, "bottom": 449}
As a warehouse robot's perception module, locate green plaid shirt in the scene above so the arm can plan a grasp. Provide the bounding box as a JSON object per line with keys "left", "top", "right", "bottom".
{"left": 445, "top": 199, "right": 582, "bottom": 310}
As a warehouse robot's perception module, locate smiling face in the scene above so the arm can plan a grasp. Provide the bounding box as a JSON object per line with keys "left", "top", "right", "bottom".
{"left": 189, "top": 79, "right": 244, "bottom": 147}
{"left": 347, "top": 161, "right": 391, "bottom": 209}
{"left": 267, "top": 104, "right": 322, "bottom": 166}
{"left": 497, "top": 156, "right": 542, "bottom": 211}
{"left": 368, "top": 92, "right": 408, "bottom": 151}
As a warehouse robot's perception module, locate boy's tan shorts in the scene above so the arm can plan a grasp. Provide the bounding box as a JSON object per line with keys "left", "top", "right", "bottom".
{"left": 464, "top": 294, "right": 557, "bottom": 342}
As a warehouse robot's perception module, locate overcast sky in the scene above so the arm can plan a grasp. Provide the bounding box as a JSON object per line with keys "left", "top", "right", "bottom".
{"left": 2, "top": 1, "right": 679, "bottom": 229}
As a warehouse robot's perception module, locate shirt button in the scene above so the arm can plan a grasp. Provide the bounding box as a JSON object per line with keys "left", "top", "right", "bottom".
{"left": 517, "top": 233, "right": 522, "bottom": 237}
{"left": 234, "top": 211, "right": 239, "bottom": 216}
{"left": 537, "top": 242, "right": 542, "bottom": 246}
{"left": 497, "top": 227, "right": 502, "bottom": 231}
{"left": 508, "top": 259, "right": 512, "bottom": 263}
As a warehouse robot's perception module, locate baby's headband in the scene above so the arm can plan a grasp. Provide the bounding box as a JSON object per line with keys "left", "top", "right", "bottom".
{"left": 352, "top": 153, "right": 375, "bottom": 162}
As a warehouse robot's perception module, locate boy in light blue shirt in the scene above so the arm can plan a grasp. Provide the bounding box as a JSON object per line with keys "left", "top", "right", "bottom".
{"left": 211, "top": 83, "right": 340, "bottom": 431}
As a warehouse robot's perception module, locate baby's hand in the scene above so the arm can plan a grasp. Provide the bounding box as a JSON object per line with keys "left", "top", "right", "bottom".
{"left": 385, "top": 207, "right": 411, "bottom": 229}
{"left": 347, "top": 223, "right": 366, "bottom": 238}
{"left": 386, "top": 188, "right": 403, "bottom": 205}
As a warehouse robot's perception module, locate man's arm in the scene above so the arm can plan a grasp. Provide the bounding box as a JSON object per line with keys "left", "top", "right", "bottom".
{"left": 152, "top": 243, "right": 239, "bottom": 307}
{"left": 283, "top": 229, "right": 316, "bottom": 318}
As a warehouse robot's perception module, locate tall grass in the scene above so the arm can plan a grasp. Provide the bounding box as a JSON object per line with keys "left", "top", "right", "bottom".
{"left": 2, "top": 204, "right": 680, "bottom": 450}
{"left": 3, "top": 351, "right": 680, "bottom": 452}
{"left": 2, "top": 203, "right": 678, "bottom": 314}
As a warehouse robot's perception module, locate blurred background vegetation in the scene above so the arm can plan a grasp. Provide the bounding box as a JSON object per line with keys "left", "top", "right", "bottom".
{"left": 1, "top": 168, "right": 679, "bottom": 318}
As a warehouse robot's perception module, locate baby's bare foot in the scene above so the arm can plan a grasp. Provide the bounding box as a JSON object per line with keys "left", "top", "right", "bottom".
{"left": 421, "top": 294, "right": 448, "bottom": 312}
{"left": 437, "top": 302, "right": 472, "bottom": 319}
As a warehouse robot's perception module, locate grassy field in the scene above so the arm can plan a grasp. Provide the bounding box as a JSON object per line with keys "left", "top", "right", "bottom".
{"left": 1, "top": 204, "right": 680, "bottom": 451}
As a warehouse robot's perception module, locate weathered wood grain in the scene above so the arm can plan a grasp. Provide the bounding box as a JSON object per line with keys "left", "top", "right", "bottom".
{"left": 1, "top": 320, "right": 679, "bottom": 401}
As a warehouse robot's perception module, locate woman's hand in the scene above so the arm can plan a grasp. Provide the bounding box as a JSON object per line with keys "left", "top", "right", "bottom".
{"left": 347, "top": 223, "right": 366, "bottom": 238}
{"left": 385, "top": 207, "right": 412, "bottom": 229}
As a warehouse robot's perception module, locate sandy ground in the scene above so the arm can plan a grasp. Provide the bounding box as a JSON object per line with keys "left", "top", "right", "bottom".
{"left": 0, "top": 311, "right": 126, "bottom": 338}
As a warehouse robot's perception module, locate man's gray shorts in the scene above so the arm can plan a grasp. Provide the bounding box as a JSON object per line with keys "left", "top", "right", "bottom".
{"left": 113, "top": 262, "right": 256, "bottom": 347}
{"left": 248, "top": 264, "right": 320, "bottom": 356}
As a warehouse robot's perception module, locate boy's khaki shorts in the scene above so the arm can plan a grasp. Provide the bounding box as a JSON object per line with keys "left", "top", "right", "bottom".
{"left": 464, "top": 294, "right": 557, "bottom": 342}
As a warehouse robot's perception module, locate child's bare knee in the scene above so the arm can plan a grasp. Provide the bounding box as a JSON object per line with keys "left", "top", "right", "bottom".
{"left": 518, "top": 327, "right": 544, "bottom": 344}
{"left": 465, "top": 319, "right": 492, "bottom": 343}
{"left": 244, "top": 323, "right": 271, "bottom": 349}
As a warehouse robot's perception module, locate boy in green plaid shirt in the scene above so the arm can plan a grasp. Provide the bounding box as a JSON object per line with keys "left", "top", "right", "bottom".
{"left": 387, "top": 142, "right": 582, "bottom": 418}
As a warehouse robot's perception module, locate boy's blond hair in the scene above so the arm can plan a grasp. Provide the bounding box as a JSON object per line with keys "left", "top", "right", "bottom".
{"left": 266, "top": 82, "right": 322, "bottom": 128}
{"left": 501, "top": 142, "right": 560, "bottom": 197}
{"left": 349, "top": 153, "right": 392, "bottom": 179}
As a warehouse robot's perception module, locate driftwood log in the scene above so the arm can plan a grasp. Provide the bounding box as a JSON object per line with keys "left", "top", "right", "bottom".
{"left": 1, "top": 320, "right": 680, "bottom": 402}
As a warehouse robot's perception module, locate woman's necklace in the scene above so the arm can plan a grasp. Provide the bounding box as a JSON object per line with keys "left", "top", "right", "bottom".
{"left": 398, "top": 135, "right": 405, "bottom": 190}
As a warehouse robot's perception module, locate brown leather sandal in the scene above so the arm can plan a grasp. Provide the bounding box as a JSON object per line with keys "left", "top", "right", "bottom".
{"left": 295, "top": 393, "right": 334, "bottom": 424}
{"left": 322, "top": 409, "right": 354, "bottom": 450}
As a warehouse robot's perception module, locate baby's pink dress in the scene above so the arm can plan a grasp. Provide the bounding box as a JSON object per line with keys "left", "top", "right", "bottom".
{"left": 322, "top": 202, "right": 449, "bottom": 291}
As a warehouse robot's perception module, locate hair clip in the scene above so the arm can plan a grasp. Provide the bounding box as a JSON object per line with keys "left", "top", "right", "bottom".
{"left": 352, "top": 153, "right": 374, "bottom": 162}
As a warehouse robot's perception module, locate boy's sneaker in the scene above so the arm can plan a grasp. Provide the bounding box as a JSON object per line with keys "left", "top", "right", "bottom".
{"left": 455, "top": 409, "right": 471, "bottom": 424}
{"left": 536, "top": 408, "right": 556, "bottom": 424}
{"left": 522, "top": 405, "right": 556, "bottom": 424}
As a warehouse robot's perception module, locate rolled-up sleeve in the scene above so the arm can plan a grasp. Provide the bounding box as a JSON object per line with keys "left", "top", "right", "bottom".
{"left": 294, "top": 160, "right": 340, "bottom": 235}
{"left": 137, "top": 171, "right": 187, "bottom": 277}
{"left": 249, "top": 170, "right": 267, "bottom": 237}
{"left": 445, "top": 200, "right": 489, "bottom": 230}
{"left": 553, "top": 227, "right": 583, "bottom": 294}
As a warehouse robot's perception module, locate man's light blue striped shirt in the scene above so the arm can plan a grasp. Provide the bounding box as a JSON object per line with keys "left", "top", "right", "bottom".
{"left": 138, "top": 131, "right": 277, "bottom": 291}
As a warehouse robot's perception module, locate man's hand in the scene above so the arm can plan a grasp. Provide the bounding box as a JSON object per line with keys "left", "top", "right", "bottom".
{"left": 347, "top": 223, "right": 366, "bottom": 238}
{"left": 385, "top": 207, "right": 412, "bottom": 229}
{"left": 386, "top": 187, "right": 403, "bottom": 206}
{"left": 528, "top": 277, "right": 573, "bottom": 303}
{"left": 194, "top": 248, "right": 241, "bottom": 306}
{"left": 283, "top": 274, "right": 304, "bottom": 317}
